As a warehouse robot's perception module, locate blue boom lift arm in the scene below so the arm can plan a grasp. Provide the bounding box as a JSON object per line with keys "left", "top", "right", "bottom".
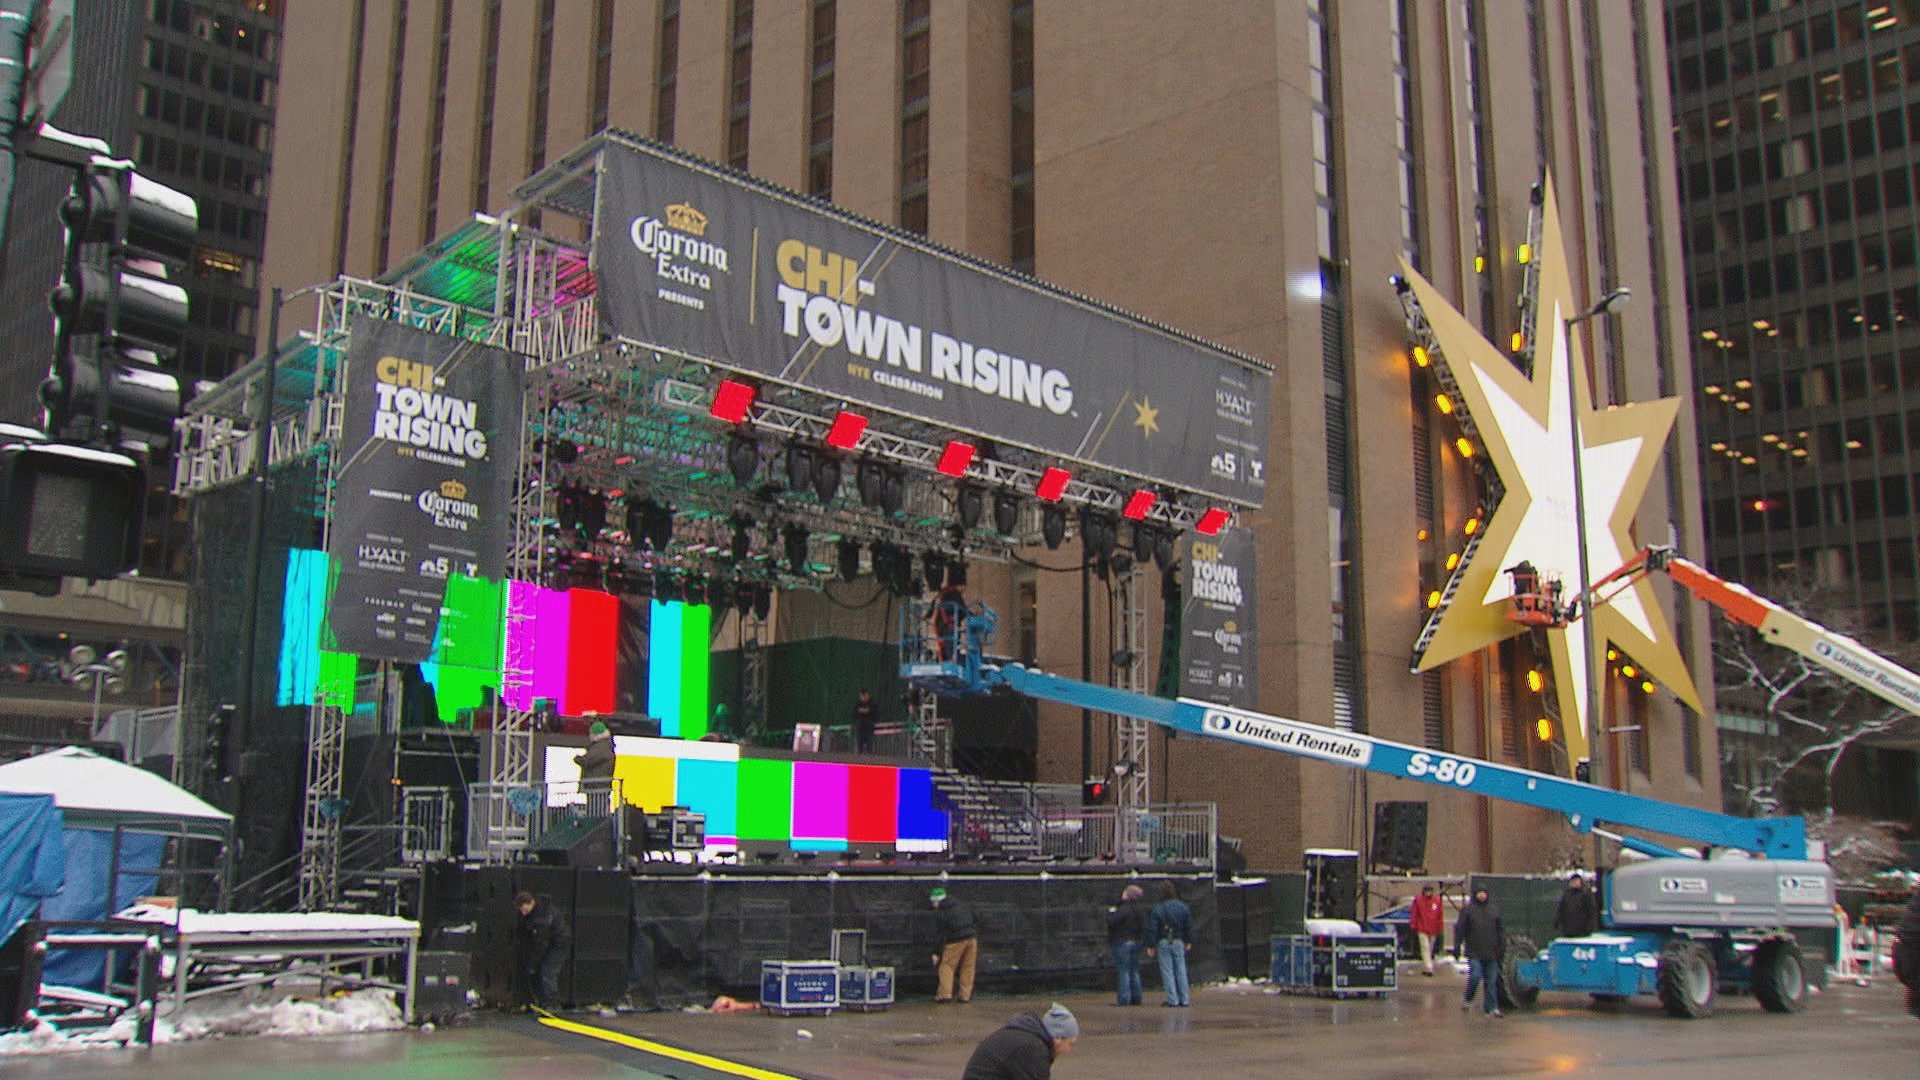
{"left": 902, "top": 603, "right": 1807, "bottom": 861}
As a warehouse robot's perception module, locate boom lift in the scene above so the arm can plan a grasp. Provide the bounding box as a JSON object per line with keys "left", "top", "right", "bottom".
{"left": 902, "top": 577, "right": 1858, "bottom": 1018}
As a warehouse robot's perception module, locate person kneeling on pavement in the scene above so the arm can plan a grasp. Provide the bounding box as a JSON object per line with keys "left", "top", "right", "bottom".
{"left": 962, "top": 1003, "right": 1079, "bottom": 1080}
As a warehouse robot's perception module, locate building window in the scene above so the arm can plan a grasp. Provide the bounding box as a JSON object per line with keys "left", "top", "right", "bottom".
{"left": 591, "top": 0, "right": 614, "bottom": 134}
{"left": 807, "top": 1, "right": 835, "bottom": 199}
{"left": 473, "top": 0, "right": 502, "bottom": 213}
{"left": 657, "top": 0, "right": 680, "bottom": 142}
{"left": 900, "top": 0, "right": 930, "bottom": 234}
{"left": 727, "top": 0, "right": 752, "bottom": 169}
{"left": 1010, "top": 0, "right": 1034, "bottom": 272}
{"left": 374, "top": 0, "right": 408, "bottom": 273}
{"left": 423, "top": 0, "right": 452, "bottom": 245}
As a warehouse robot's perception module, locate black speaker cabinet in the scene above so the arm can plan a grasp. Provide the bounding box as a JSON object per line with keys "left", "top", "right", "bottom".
{"left": 1304, "top": 850, "right": 1359, "bottom": 921}
{"left": 1372, "top": 801, "right": 1429, "bottom": 871}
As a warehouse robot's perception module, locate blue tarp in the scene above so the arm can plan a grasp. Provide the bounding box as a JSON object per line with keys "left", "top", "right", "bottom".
{"left": 40, "top": 829, "right": 165, "bottom": 989}
{"left": 0, "top": 793, "right": 65, "bottom": 945}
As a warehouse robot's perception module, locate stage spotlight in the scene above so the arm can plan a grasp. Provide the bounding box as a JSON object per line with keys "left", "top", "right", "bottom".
{"left": 922, "top": 551, "right": 946, "bottom": 592}
{"left": 734, "top": 583, "right": 754, "bottom": 616}
{"left": 857, "top": 460, "right": 885, "bottom": 507}
{"left": 752, "top": 584, "right": 773, "bottom": 620}
{"left": 957, "top": 485, "right": 984, "bottom": 530}
{"left": 579, "top": 490, "right": 608, "bottom": 539}
{"left": 727, "top": 435, "right": 760, "bottom": 486}
{"left": 731, "top": 517, "right": 753, "bottom": 561}
{"left": 892, "top": 551, "right": 918, "bottom": 597}
{"left": 784, "top": 525, "right": 811, "bottom": 575}
{"left": 550, "top": 439, "right": 578, "bottom": 465}
{"left": 1110, "top": 549, "right": 1134, "bottom": 576}
{"left": 1041, "top": 506, "right": 1067, "bottom": 549}
{"left": 812, "top": 456, "right": 842, "bottom": 501}
{"left": 837, "top": 537, "right": 862, "bottom": 582}
{"left": 1153, "top": 530, "right": 1175, "bottom": 571}
{"left": 1131, "top": 521, "right": 1154, "bottom": 564}
{"left": 993, "top": 493, "right": 1020, "bottom": 535}
{"left": 637, "top": 499, "right": 673, "bottom": 550}
{"left": 556, "top": 483, "right": 582, "bottom": 532}
{"left": 653, "top": 569, "right": 680, "bottom": 603}
{"left": 1080, "top": 508, "right": 1116, "bottom": 560}
{"left": 785, "top": 444, "right": 813, "bottom": 491}
{"left": 880, "top": 469, "right": 906, "bottom": 515}
{"left": 946, "top": 559, "right": 968, "bottom": 589}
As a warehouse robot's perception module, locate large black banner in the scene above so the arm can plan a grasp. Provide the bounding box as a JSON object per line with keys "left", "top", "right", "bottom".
{"left": 591, "top": 139, "right": 1268, "bottom": 507}
{"left": 327, "top": 320, "right": 522, "bottom": 662}
{"left": 1180, "top": 528, "right": 1256, "bottom": 707}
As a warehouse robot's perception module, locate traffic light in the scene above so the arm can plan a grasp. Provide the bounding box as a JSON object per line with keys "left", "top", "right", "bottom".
{"left": 0, "top": 423, "right": 143, "bottom": 588}
{"left": 1082, "top": 778, "right": 1109, "bottom": 805}
{"left": 41, "top": 163, "right": 197, "bottom": 449}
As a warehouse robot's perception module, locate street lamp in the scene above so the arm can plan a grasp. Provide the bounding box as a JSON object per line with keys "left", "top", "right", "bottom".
{"left": 66, "top": 643, "right": 129, "bottom": 732}
{"left": 1565, "top": 286, "right": 1631, "bottom": 796}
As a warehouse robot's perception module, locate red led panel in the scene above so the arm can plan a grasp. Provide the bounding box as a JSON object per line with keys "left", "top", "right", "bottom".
{"left": 1035, "top": 467, "right": 1071, "bottom": 502}
{"left": 562, "top": 587, "right": 619, "bottom": 715}
{"left": 846, "top": 765, "right": 900, "bottom": 844}
{"left": 1195, "top": 508, "right": 1232, "bottom": 536}
{"left": 1121, "top": 489, "right": 1157, "bottom": 520}
{"left": 709, "top": 379, "right": 756, "bottom": 423}
{"left": 936, "top": 441, "right": 975, "bottom": 477}
{"left": 824, "top": 411, "right": 868, "bottom": 449}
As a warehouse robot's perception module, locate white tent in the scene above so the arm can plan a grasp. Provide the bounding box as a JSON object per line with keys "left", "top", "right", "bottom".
{"left": 0, "top": 747, "right": 230, "bottom": 840}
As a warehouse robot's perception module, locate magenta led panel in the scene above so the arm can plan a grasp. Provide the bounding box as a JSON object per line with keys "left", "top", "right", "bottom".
{"left": 790, "top": 761, "right": 849, "bottom": 843}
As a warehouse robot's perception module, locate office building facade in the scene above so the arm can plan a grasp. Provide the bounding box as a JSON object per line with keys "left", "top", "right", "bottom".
{"left": 1667, "top": 0, "right": 1920, "bottom": 822}
{"left": 265, "top": 0, "right": 1715, "bottom": 872}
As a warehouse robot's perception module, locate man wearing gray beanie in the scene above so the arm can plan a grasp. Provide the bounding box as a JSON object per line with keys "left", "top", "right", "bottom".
{"left": 961, "top": 1002, "right": 1079, "bottom": 1079}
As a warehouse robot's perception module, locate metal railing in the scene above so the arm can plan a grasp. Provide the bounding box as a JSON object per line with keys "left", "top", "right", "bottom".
{"left": 1023, "top": 804, "right": 1218, "bottom": 868}
{"left": 232, "top": 823, "right": 431, "bottom": 913}
{"left": 400, "top": 786, "right": 453, "bottom": 863}
{"left": 466, "top": 777, "right": 625, "bottom": 863}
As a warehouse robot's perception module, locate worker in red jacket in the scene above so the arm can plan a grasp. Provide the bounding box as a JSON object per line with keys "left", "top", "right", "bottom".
{"left": 1409, "top": 883, "right": 1446, "bottom": 976}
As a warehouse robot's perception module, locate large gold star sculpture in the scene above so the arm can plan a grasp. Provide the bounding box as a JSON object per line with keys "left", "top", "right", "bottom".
{"left": 1402, "top": 179, "right": 1703, "bottom": 768}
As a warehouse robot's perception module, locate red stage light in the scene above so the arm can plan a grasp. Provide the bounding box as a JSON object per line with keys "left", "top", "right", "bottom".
{"left": 1195, "top": 508, "right": 1231, "bottom": 535}
{"left": 825, "top": 410, "right": 868, "bottom": 449}
{"left": 936, "top": 440, "right": 976, "bottom": 477}
{"left": 1121, "top": 489, "right": 1157, "bottom": 520}
{"left": 1035, "top": 467, "right": 1071, "bottom": 501}
{"left": 710, "top": 379, "right": 756, "bottom": 423}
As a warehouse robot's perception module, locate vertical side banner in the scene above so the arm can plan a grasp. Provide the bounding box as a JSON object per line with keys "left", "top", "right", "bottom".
{"left": 327, "top": 320, "right": 523, "bottom": 662}
{"left": 1181, "top": 528, "right": 1256, "bottom": 708}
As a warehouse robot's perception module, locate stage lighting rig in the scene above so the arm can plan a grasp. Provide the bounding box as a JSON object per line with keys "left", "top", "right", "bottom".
{"left": 811, "top": 454, "right": 842, "bottom": 501}
{"left": 836, "top": 537, "right": 861, "bottom": 582}
{"left": 753, "top": 584, "right": 773, "bottom": 620}
{"left": 1041, "top": 506, "right": 1067, "bottom": 549}
{"left": 921, "top": 550, "right": 945, "bottom": 592}
{"left": 1131, "top": 521, "right": 1154, "bottom": 564}
{"left": 726, "top": 434, "right": 760, "bottom": 485}
{"left": 730, "top": 517, "right": 753, "bottom": 561}
{"left": 783, "top": 524, "right": 811, "bottom": 575}
{"left": 880, "top": 468, "right": 906, "bottom": 516}
{"left": 956, "top": 485, "right": 984, "bottom": 530}
{"left": 993, "top": 493, "right": 1021, "bottom": 536}
{"left": 856, "top": 459, "right": 885, "bottom": 507}
{"left": 785, "top": 443, "right": 813, "bottom": 492}
{"left": 946, "top": 559, "right": 968, "bottom": 589}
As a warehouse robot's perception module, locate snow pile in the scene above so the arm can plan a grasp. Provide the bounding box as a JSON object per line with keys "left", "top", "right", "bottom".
{"left": 0, "top": 988, "right": 404, "bottom": 1057}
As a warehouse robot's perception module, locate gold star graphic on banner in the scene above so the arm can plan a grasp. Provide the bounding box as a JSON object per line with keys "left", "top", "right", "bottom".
{"left": 1402, "top": 179, "right": 1703, "bottom": 768}
{"left": 1132, "top": 397, "right": 1160, "bottom": 438}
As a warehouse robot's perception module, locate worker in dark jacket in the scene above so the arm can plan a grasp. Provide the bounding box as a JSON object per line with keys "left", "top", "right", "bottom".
{"left": 961, "top": 1003, "right": 1078, "bottom": 1080}
{"left": 1895, "top": 884, "right": 1920, "bottom": 1019}
{"left": 575, "top": 721, "right": 615, "bottom": 782}
{"left": 1454, "top": 884, "right": 1505, "bottom": 1017}
{"left": 1145, "top": 880, "right": 1193, "bottom": 1007}
{"left": 516, "top": 890, "right": 572, "bottom": 1008}
{"left": 1105, "top": 884, "right": 1149, "bottom": 1005}
{"left": 931, "top": 887, "right": 979, "bottom": 1003}
{"left": 1552, "top": 871, "right": 1601, "bottom": 938}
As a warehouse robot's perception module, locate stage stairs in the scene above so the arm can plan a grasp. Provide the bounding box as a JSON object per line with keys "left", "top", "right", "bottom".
{"left": 930, "top": 772, "right": 1079, "bottom": 862}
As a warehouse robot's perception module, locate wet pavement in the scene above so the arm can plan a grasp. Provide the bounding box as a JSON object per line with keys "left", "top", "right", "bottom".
{"left": 7, "top": 966, "right": 1917, "bottom": 1079}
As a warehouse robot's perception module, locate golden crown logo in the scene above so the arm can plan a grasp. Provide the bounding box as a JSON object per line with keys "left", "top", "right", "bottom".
{"left": 665, "top": 202, "right": 708, "bottom": 236}
{"left": 439, "top": 479, "right": 468, "bottom": 499}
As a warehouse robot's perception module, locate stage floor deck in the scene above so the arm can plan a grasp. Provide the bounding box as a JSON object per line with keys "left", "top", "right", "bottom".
{"left": 12, "top": 965, "right": 1917, "bottom": 1080}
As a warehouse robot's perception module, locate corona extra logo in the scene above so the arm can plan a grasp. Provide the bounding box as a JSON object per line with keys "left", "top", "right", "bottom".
{"left": 439, "top": 479, "right": 468, "bottom": 500}
{"left": 665, "top": 202, "right": 708, "bottom": 236}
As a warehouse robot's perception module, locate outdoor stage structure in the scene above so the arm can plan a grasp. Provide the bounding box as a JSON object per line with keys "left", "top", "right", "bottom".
{"left": 172, "top": 132, "right": 1270, "bottom": 914}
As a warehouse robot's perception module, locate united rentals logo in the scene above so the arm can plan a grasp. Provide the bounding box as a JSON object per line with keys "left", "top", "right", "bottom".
{"left": 632, "top": 200, "right": 730, "bottom": 311}
{"left": 1200, "top": 707, "right": 1372, "bottom": 766}
{"left": 417, "top": 478, "right": 479, "bottom": 531}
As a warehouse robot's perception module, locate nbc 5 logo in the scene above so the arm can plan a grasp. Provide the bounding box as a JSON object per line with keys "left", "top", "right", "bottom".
{"left": 1210, "top": 451, "right": 1237, "bottom": 479}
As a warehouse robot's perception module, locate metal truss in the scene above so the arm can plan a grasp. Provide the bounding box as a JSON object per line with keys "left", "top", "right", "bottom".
{"left": 1114, "top": 568, "right": 1152, "bottom": 810}
{"left": 297, "top": 704, "right": 346, "bottom": 910}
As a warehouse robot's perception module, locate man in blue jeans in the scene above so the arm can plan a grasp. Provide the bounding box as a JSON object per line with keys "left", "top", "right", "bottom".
{"left": 1146, "top": 880, "right": 1192, "bottom": 1007}
{"left": 1105, "top": 884, "right": 1148, "bottom": 1005}
{"left": 1453, "top": 884, "right": 1505, "bottom": 1017}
